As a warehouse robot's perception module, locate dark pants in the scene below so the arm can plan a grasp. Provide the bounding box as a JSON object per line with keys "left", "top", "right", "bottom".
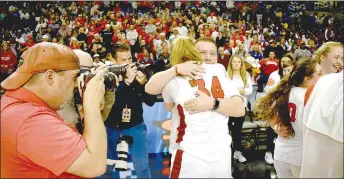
{"left": 99, "top": 122, "right": 151, "bottom": 178}
{"left": 257, "top": 74, "right": 269, "bottom": 92}
{"left": 267, "top": 127, "right": 277, "bottom": 153}
{"left": 228, "top": 115, "right": 246, "bottom": 151}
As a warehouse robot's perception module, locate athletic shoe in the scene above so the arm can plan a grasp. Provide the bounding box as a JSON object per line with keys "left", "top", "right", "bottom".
{"left": 234, "top": 151, "right": 247, "bottom": 163}
{"left": 265, "top": 152, "right": 274, "bottom": 165}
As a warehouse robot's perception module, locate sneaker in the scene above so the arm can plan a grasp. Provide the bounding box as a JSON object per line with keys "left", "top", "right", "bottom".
{"left": 265, "top": 152, "right": 274, "bottom": 165}
{"left": 233, "top": 151, "right": 247, "bottom": 163}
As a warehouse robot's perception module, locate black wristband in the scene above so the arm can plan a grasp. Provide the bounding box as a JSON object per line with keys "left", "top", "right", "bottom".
{"left": 213, "top": 98, "right": 220, "bottom": 110}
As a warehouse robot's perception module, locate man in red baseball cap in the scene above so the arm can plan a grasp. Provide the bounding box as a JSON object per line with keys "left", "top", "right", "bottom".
{"left": 19, "top": 34, "right": 36, "bottom": 53}
{"left": 1, "top": 42, "right": 108, "bottom": 178}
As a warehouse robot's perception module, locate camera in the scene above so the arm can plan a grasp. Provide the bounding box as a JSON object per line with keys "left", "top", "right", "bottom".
{"left": 74, "top": 68, "right": 118, "bottom": 105}
{"left": 115, "top": 135, "right": 134, "bottom": 171}
{"left": 107, "top": 62, "right": 155, "bottom": 79}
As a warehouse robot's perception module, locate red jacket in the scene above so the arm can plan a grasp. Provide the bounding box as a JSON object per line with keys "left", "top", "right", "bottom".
{"left": 259, "top": 58, "right": 278, "bottom": 76}
{"left": 69, "top": 44, "right": 80, "bottom": 50}
{"left": 0, "top": 50, "right": 17, "bottom": 74}
{"left": 23, "top": 41, "right": 36, "bottom": 48}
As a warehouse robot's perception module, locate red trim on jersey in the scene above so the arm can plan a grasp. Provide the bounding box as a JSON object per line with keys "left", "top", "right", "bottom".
{"left": 170, "top": 149, "right": 183, "bottom": 179}
{"left": 176, "top": 104, "right": 186, "bottom": 144}
{"left": 304, "top": 77, "right": 319, "bottom": 106}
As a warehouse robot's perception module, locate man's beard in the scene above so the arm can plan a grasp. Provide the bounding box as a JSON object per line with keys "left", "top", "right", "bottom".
{"left": 57, "top": 95, "right": 80, "bottom": 125}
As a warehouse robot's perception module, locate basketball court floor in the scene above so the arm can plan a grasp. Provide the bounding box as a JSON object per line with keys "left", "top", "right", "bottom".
{"left": 108, "top": 150, "right": 277, "bottom": 179}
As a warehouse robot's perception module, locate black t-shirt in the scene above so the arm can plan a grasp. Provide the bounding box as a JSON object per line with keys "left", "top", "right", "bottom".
{"left": 101, "top": 30, "right": 113, "bottom": 45}
{"left": 105, "top": 80, "right": 156, "bottom": 129}
{"left": 77, "top": 33, "right": 88, "bottom": 43}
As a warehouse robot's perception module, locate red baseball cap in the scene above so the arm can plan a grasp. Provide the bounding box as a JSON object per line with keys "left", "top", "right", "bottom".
{"left": 1, "top": 42, "right": 80, "bottom": 90}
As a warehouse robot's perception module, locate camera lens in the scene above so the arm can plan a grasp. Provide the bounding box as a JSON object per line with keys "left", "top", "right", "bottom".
{"left": 134, "top": 62, "right": 155, "bottom": 78}
{"left": 108, "top": 64, "right": 127, "bottom": 77}
{"left": 103, "top": 72, "right": 117, "bottom": 90}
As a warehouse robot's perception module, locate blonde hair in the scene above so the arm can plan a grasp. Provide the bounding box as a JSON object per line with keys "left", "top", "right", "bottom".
{"left": 313, "top": 41, "right": 343, "bottom": 64}
{"left": 170, "top": 36, "right": 203, "bottom": 66}
{"left": 227, "top": 55, "right": 248, "bottom": 86}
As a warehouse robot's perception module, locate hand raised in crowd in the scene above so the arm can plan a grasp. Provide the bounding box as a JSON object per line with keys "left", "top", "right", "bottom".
{"left": 176, "top": 61, "right": 206, "bottom": 80}
{"left": 184, "top": 90, "right": 214, "bottom": 114}
{"left": 125, "top": 63, "right": 138, "bottom": 84}
{"left": 136, "top": 71, "right": 147, "bottom": 85}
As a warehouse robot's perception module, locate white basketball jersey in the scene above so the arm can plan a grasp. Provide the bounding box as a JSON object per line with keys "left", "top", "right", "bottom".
{"left": 162, "top": 63, "right": 241, "bottom": 162}
{"left": 274, "top": 87, "right": 306, "bottom": 166}
{"left": 303, "top": 71, "right": 343, "bottom": 143}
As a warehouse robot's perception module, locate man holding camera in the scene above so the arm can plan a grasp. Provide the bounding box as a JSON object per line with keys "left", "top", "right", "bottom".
{"left": 103, "top": 43, "right": 156, "bottom": 178}
{"left": 1, "top": 42, "right": 108, "bottom": 178}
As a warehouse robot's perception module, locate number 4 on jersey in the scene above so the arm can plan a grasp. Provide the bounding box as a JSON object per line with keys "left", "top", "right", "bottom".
{"left": 189, "top": 76, "right": 224, "bottom": 98}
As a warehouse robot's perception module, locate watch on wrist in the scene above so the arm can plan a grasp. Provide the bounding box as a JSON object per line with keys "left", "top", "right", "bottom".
{"left": 213, "top": 98, "right": 220, "bottom": 110}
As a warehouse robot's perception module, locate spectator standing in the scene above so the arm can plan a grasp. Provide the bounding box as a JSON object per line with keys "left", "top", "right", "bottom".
{"left": 293, "top": 41, "right": 312, "bottom": 61}
{"left": 101, "top": 24, "right": 114, "bottom": 49}
{"left": 0, "top": 42, "right": 17, "bottom": 82}
{"left": 257, "top": 51, "right": 278, "bottom": 92}
{"left": 169, "top": 28, "right": 180, "bottom": 44}
{"left": 217, "top": 47, "right": 230, "bottom": 70}
{"left": 145, "top": 19, "right": 156, "bottom": 34}
{"left": 126, "top": 24, "right": 139, "bottom": 53}
{"left": 176, "top": 22, "right": 188, "bottom": 36}
{"left": 250, "top": 44, "right": 263, "bottom": 60}
{"left": 227, "top": 55, "right": 253, "bottom": 163}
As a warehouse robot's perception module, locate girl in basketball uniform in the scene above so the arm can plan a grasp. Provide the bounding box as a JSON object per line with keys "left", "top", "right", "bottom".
{"left": 255, "top": 57, "right": 322, "bottom": 178}
{"left": 227, "top": 55, "right": 253, "bottom": 163}
{"left": 262, "top": 54, "right": 295, "bottom": 164}
{"left": 301, "top": 42, "right": 343, "bottom": 177}
{"left": 312, "top": 41, "right": 343, "bottom": 74}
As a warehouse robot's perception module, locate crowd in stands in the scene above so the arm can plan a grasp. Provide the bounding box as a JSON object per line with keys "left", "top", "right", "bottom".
{"left": 1, "top": 1, "right": 343, "bottom": 89}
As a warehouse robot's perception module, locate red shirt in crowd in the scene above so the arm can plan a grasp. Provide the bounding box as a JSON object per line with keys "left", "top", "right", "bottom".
{"left": 113, "top": 6, "right": 121, "bottom": 14}
{"left": 100, "top": 18, "right": 108, "bottom": 26}
{"left": 136, "top": 26, "right": 143, "bottom": 36}
{"left": 217, "top": 55, "right": 230, "bottom": 70}
{"left": 140, "top": 31, "right": 150, "bottom": 43}
{"left": 259, "top": 58, "right": 279, "bottom": 76}
{"left": 0, "top": 49, "right": 17, "bottom": 74}
{"left": 137, "top": 57, "right": 154, "bottom": 65}
{"left": 1, "top": 88, "right": 86, "bottom": 178}
{"left": 69, "top": 44, "right": 80, "bottom": 50}
{"left": 87, "top": 30, "right": 99, "bottom": 44}
{"left": 23, "top": 40, "right": 36, "bottom": 48}
{"left": 231, "top": 35, "right": 244, "bottom": 47}
{"left": 75, "top": 17, "right": 86, "bottom": 27}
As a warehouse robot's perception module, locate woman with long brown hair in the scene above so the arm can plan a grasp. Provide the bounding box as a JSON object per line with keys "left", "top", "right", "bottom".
{"left": 255, "top": 57, "right": 322, "bottom": 178}
{"left": 227, "top": 55, "right": 253, "bottom": 163}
